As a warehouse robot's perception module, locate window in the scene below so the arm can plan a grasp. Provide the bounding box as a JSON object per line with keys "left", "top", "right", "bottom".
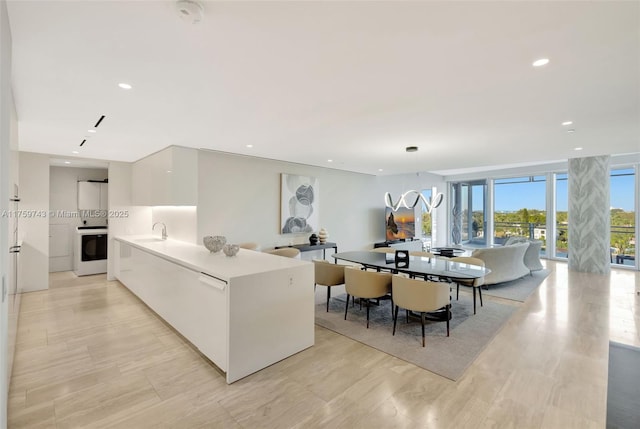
{"left": 610, "top": 168, "right": 635, "bottom": 267}
{"left": 420, "top": 189, "right": 432, "bottom": 237}
{"left": 449, "top": 181, "right": 487, "bottom": 247}
{"left": 494, "top": 176, "right": 546, "bottom": 254}
{"left": 555, "top": 173, "right": 568, "bottom": 258}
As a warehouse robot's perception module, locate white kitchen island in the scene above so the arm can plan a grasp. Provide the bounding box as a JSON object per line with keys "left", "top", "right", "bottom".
{"left": 114, "top": 236, "right": 314, "bottom": 383}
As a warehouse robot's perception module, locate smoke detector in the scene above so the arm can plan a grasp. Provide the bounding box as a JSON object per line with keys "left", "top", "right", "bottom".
{"left": 175, "top": 0, "right": 204, "bottom": 24}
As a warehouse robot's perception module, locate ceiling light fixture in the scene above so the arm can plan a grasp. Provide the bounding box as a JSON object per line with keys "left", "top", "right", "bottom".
{"left": 175, "top": 0, "right": 204, "bottom": 24}
{"left": 118, "top": 83, "right": 132, "bottom": 90}
{"left": 327, "top": 159, "right": 333, "bottom": 163}
{"left": 574, "top": 147, "right": 583, "bottom": 151}
{"left": 562, "top": 121, "right": 573, "bottom": 126}
{"left": 533, "top": 58, "right": 550, "bottom": 67}
{"left": 88, "top": 129, "right": 96, "bottom": 133}
{"left": 246, "top": 144, "right": 253, "bottom": 148}
{"left": 72, "top": 151, "right": 79, "bottom": 154}
{"left": 384, "top": 146, "right": 444, "bottom": 212}
{"left": 64, "top": 161, "right": 71, "bottom": 164}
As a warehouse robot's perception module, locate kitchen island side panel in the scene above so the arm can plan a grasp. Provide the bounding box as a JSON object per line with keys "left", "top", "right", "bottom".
{"left": 226, "top": 264, "right": 314, "bottom": 383}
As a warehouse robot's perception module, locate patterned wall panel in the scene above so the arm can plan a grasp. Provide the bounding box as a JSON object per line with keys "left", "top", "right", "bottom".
{"left": 568, "top": 155, "right": 611, "bottom": 274}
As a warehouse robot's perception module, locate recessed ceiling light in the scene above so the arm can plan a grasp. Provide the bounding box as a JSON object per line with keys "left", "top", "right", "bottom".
{"left": 64, "top": 161, "right": 71, "bottom": 164}
{"left": 562, "top": 121, "right": 573, "bottom": 126}
{"left": 327, "top": 159, "right": 333, "bottom": 163}
{"left": 166, "top": 170, "right": 172, "bottom": 173}
{"left": 246, "top": 144, "right": 253, "bottom": 148}
{"left": 574, "top": 147, "right": 583, "bottom": 151}
{"left": 378, "top": 169, "right": 383, "bottom": 172}
{"left": 533, "top": 58, "right": 550, "bottom": 67}
{"left": 567, "top": 129, "right": 576, "bottom": 133}
{"left": 118, "top": 83, "right": 132, "bottom": 90}
{"left": 72, "top": 151, "right": 79, "bottom": 154}
{"left": 87, "top": 129, "right": 96, "bottom": 133}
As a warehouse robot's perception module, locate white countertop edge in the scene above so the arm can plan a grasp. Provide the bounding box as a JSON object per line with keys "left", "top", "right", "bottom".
{"left": 115, "top": 235, "right": 310, "bottom": 281}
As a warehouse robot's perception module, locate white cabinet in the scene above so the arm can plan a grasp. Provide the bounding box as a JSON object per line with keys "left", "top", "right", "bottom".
{"left": 99, "top": 183, "right": 108, "bottom": 210}
{"left": 116, "top": 241, "right": 227, "bottom": 368}
{"left": 78, "top": 181, "right": 108, "bottom": 210}
{"left": 132, "top": 146, "right": 197, "bottom": 206}
{"left": 114, "top": 237, "right": 314, "bottom": 383}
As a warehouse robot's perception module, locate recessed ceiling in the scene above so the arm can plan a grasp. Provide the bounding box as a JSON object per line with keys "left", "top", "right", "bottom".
{"left": 7, "top": 1, "right": 640, "bottom": 175}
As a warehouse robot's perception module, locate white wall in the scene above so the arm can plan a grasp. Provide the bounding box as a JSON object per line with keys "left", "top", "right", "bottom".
{"left": 197, "top": 151, "right": 382, "bottom": 260}
{"left": 18, "top": 153, "right": 49, "bottom": 292}
{"left": 106, "top": 162, "right": 151, "bottom": 281}
{"left": 49, "top": 167, "right": 108, "bottom": 272}
{"left": 151, "top": 206, "right": 197, "bottom": 243}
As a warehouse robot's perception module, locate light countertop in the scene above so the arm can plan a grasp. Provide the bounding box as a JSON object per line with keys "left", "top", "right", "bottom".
{"left": 115, "top": 235, "right": 310, "bottom": 281}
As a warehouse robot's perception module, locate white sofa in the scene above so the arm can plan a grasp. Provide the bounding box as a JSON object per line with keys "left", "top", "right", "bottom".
{"left": 504, "top": 237, "right": 544, "bottom": 272}
{"left": 471, "top": 242, "right": 530, "bottom": 285}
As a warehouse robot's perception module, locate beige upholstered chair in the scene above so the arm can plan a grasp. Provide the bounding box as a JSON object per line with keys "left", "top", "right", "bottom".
{"left": 409, "top": 251, "right": 435, "bottom": 258}
{"left": 313, "top": 260, "right": 345, "bottom": 312}
{"left": 449, "top": 256, "right": 485, "bottom": 315}
{"left": 344, "top": 266, "right": 392, "bottom": 328}
{"left": 391, "top": 275, "right": 451, "bottom": 347}
{"left": 238, "top": 242, "right": 260, "bottom": 251}
{"left": 372, "top": 247, "right": 395, "bottom": 253}
{"left": 266, "top": 248, "right": 300, "bottom": 258}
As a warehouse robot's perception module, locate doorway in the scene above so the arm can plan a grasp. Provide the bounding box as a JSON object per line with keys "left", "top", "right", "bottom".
{"left": 450, "top": 181, "right": 487, "bottom": 247}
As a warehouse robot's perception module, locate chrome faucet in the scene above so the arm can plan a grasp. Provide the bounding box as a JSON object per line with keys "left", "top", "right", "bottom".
{"left": 152, "top": 222, "right": 168, "bottom": 240}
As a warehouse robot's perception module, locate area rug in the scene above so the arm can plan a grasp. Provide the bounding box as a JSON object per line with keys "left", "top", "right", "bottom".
{"left": 459, "top": 269, "right": 551, "bottom": 302}
{"left": 607, "top": 341, "right": 640, "bottom": 429}
{"left": 314, "top": 289, "right": 517, "bottom": 381}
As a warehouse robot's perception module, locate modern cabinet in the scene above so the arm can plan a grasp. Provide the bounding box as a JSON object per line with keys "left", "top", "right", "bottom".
{"left": 131, "top": 146, "right": 197, "bottom": 206}
{"left": 78, "top": 181, "right": 108, "bottom": 210}
{"left": 114, "top": 236, "right": 314, "bottom": 383}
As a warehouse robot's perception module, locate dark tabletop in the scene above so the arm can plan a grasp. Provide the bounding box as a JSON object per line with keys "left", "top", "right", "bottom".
{"left": 331, "top": 251, "right": 489, "bottom": 280}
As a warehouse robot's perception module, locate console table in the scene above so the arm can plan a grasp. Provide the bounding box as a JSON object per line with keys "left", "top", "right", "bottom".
{"left": 431, "top": 247, "right": 466, "bottom": 258}
{"left": 275, "top": 242, "right": 338, "bottom": 261}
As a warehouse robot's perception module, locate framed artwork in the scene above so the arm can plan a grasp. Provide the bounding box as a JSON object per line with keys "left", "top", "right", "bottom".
{"left": 281, "top": 174, "right": 319, "bottom": 234}
{"left": 385, "top": 206, "right": 415, "bottom": 241}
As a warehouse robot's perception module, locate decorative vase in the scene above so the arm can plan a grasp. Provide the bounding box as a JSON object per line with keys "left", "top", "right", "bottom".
{"left": 223, "top": 243, "right": 240, "bottom": 257}
{"left": 309, "top": 233, "right": 318, "bottom": 245}
{"left": 318, "top": 228, "right": 328, "bottom": 244}
{"left": 203, "top": 235, "right": 226, "bottom": 253}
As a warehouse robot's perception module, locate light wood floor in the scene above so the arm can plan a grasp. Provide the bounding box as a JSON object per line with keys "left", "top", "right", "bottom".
{"left": 8, "top": 261, "right": 640, "bottom": 428}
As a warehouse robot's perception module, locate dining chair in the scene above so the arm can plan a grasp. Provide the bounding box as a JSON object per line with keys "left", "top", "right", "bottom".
{"left": 409, "top": 251, "right": 435, "bottom": 258}
{"left": 344, "top": 266, "right": 392, "bottom": 328}
{"left": 238, "top": 242, "right": 260, "bottom": 251}
{"left": 313, "top": 259, "right": 345, "bottom": 312}
{"left": 391, "top": 275, "right": 450, "bottom": 347}
{"left": 265, "top": 248, "right": 300, "bottom": 258}
{"left": 372, "top": 247, "right": 395, "bottom": 253}
{"left": 449, "top": 256, "right": 485, "bottom": 315}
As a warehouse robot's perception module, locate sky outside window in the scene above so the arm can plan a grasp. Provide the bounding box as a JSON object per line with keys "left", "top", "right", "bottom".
{"left": 494, "top": 176, "right": 546, "bottom": 212}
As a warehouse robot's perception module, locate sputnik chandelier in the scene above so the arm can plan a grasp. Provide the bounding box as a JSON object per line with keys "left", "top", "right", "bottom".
{"left": 384, "top": 146, "right": 444, "bottom": 213}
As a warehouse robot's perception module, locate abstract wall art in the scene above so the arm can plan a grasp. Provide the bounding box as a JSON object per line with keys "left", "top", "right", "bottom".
{"left": 280, "top": 174, "right": 319, "bottom": 234}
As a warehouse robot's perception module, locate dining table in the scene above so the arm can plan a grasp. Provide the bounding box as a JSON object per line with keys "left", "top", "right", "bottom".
{"left": 331, "top": 251, "right": 490, "bottom": 321}
{"left": 331, "top": 251, "right": 489, "bottom": 282}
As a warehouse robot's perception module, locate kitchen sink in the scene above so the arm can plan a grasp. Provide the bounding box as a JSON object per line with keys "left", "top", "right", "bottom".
{"left": 136, "top": 238, "right": 166, "bottom": 243}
